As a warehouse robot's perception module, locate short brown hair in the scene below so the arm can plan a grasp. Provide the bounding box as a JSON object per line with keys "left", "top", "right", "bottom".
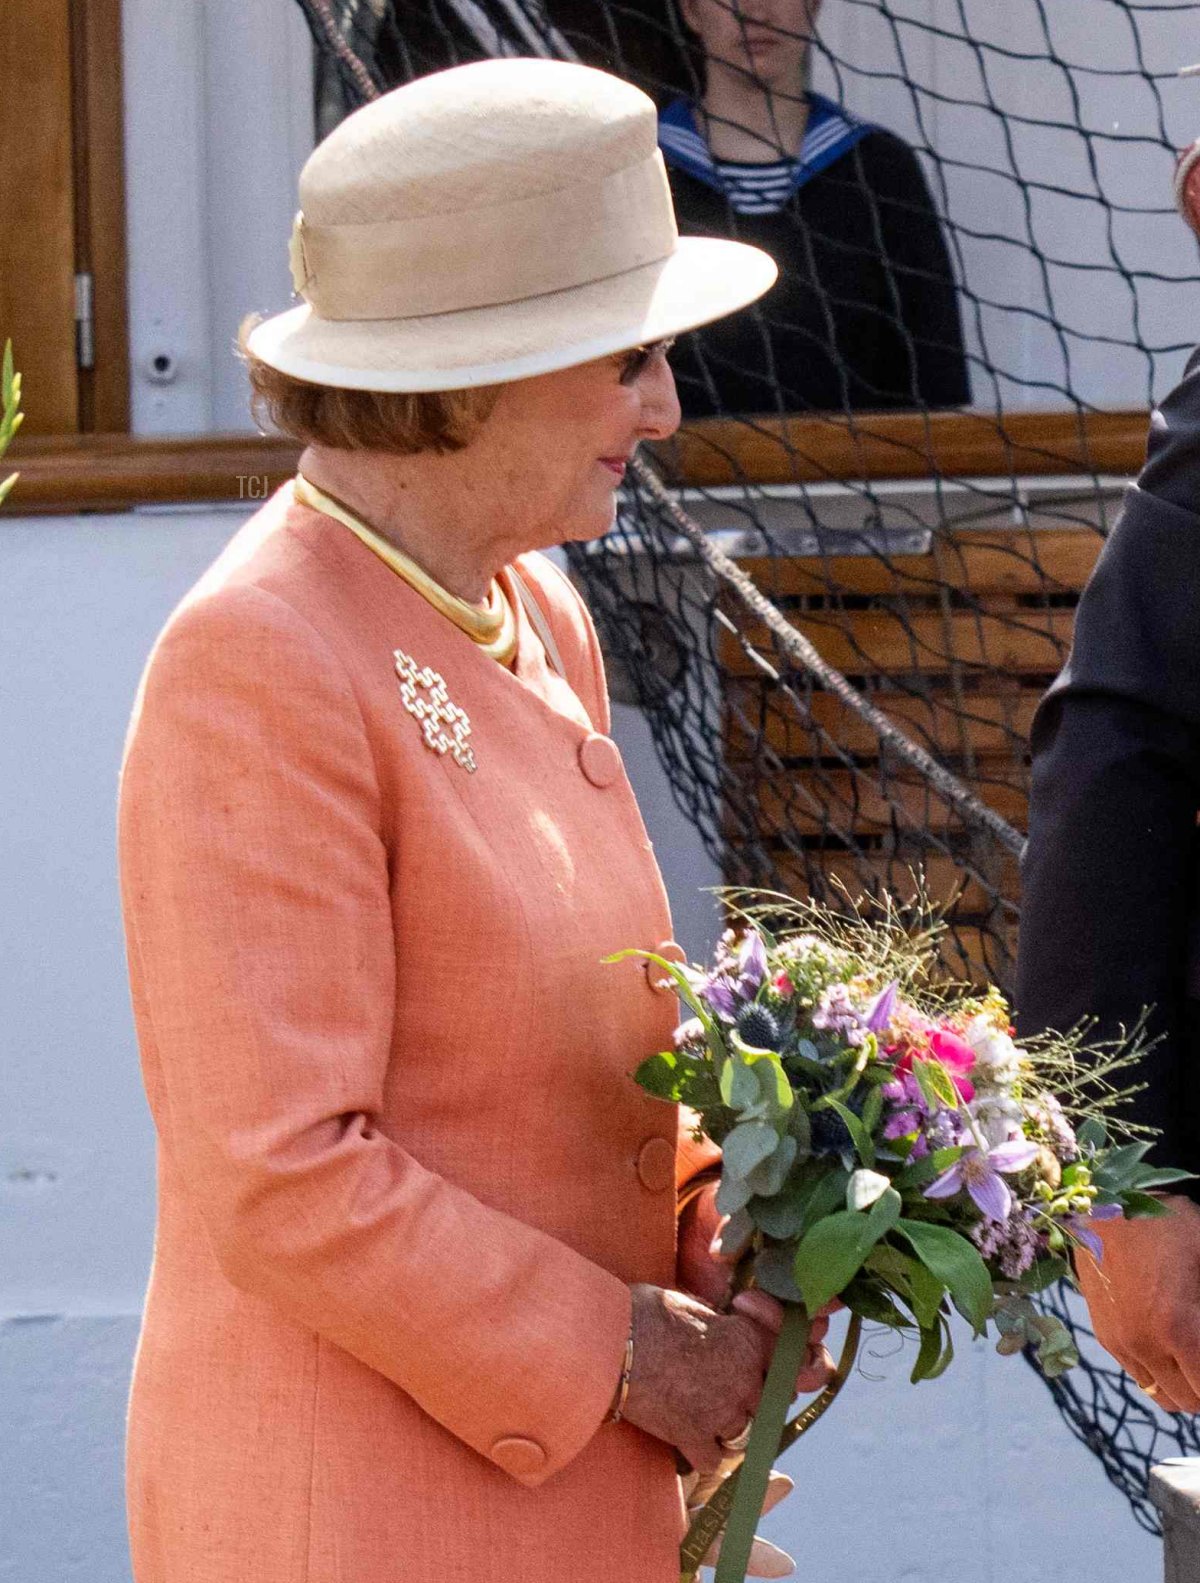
{"left": 238, "top": 316, "right": 500, "bottom": 455}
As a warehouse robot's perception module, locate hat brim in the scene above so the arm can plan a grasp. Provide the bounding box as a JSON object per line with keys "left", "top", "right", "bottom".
{"left": 245, "top": 236, "right": 777, "bottom": 392}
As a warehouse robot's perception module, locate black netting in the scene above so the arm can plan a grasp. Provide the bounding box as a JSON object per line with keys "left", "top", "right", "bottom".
{"left": 292, "top": 0, "right": 1200, "bottom": 1534}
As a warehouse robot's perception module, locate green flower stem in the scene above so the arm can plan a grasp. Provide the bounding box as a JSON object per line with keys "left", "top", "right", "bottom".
{"left": 678, "top": 1312, "right": 863, "bottom": 1583}
{"left": 711, "top": 1306, "right": 810, "bottom": 1583}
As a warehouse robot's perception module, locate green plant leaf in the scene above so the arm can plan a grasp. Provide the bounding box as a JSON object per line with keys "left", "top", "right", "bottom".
{"left": 753, "top": 1244, "right": 804, "bottom": 1303}
{"left": 860, "top": 1084, "right": 884, "bottom": 1137}
{"left": 0, "top": 471, "right": 18, "bottom": 506}
{"left": 723, "top": 1121, "right": 780, "bottom": 1180}
{"left": 1075, "top": 1116, "right": 1107, "bottom": 1153}
{"left": 1121, "top": 1190, "right": 1170, "bottom": 1219}
{"left": 634, "top": 1051, "right": 685, "bottom": 1101}
{"left": 1093, "top": 1140, "right": 1154, "bottom": 1190}
{"left": 911, "top": 1057, "right": 959, "bottom": 1112}
{"left": 1020, "top": 1255, "right": 1070, "bottom": 1294}
{"left": 843, "top": 1277, "right": 911, "bottom": 1329}
{"left": 792, "top": 1187, "right": 901, "bottom": 1313}
{"left": 892, "top": 1145, "right": 964, "bottom": 1194}
{"left": 745, "top": 1134, "right": 798, "bottom": 1198}
{"left": 716, "top": 1171, "right": 754, "bottom": 1215}
{"left": 826, "top": 1097, "right": 874, "bottom": 1168}
{"left": 910, "top": 1318, "right": 953, "bottom": 1383}
{"left": 908, "top": 1258, "right": 948, "bottom": 1330}
{"left": 721, "top": 1056, "right": 760, "bottom": 1112}
{"left": 1131, "top": 1167, "right": 1197, "bottom": 1191}
{"left": 894, "top": 1219, "right": 993, "bottom": 1335}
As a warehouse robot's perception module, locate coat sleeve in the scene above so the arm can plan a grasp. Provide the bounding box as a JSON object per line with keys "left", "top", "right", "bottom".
{"left": 1016, "top": 350, "right": 1200, "bottom": 1178}
{"left": 118, "top": 583, "right": 631, "bottom": 1487}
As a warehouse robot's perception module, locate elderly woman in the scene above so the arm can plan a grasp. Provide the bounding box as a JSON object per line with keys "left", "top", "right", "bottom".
{"left": 117, "top": 58, "right": 831, "bottom": 1583}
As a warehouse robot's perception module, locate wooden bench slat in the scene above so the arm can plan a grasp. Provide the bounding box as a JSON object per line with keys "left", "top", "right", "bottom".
{"left": 725, "top": 684, "right": 1042, "bottom": 760}
{"left": 734, "top": 527, "right": 1102, "bottom": 600}
{"left": 718, "top": 608, "right": 1075, "bottom": 678}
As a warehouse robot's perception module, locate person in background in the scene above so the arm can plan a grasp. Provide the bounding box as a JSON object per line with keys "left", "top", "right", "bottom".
{"left": 1017, "top": 350, "right": 1200, "bottom": 1417}
{"left": 659, "top": 0, "right": 971, "bottom": 418}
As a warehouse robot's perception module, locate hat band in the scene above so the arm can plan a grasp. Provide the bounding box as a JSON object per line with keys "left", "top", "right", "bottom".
{"left": 292, "top": 151, "right": 678, "bottom": 322}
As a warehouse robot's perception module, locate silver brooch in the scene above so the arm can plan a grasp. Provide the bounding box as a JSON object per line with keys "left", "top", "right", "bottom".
{"left": 393, "top": 649, "right": 477, "bottom": 774}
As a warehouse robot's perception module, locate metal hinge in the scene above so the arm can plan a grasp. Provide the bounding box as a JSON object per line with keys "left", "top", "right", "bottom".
{"left": 74, "top": 272, "right": 94, "bottom": 370}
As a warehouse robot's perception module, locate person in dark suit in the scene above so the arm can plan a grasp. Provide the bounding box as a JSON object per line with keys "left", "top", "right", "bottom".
{"left": 659, "top": 0, "right": 971, "bottom": 417}
{"left": 1017, "top": 349, "right": 1200, "bottom": 1416}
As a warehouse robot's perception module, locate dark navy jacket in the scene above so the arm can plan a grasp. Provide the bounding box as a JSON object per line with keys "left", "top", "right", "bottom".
{"left": 1017, "top": 349, "right": 1200, "bottom": 1182}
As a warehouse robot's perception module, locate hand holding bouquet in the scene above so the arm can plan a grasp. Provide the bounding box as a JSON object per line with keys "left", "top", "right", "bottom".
{"left": 612, "top": 891, "right": 1188, "bottom": 1583}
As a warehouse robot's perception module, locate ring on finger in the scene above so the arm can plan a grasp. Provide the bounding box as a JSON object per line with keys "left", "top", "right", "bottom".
{"left": 718, "top": 1420, "right": 753, "bottom": 1453}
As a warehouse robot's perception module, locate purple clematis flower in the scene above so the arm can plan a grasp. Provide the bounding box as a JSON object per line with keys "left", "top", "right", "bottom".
{"left": 700, "top": 975, "right": 737, "bottom": 1018}
{"left": 1065, "top": 1202, "right": 1123, "bottom": 1261}
{"left": 866, "top": 981, "right": 899, "bottom": 1034}
{"left": 737, "top": 931, "right": 769, "bottom": 995}
{"left": 924, "top": 1138, "right": 1039, "bottom": 1223}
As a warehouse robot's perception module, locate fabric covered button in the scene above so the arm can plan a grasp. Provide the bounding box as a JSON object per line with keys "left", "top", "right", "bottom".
{"left": 636, "top": 1135, "right": 676, "bottom": 1193}
{"left": 646, "top": 939, "right": 687, "bottom": 995}
{"left": 490, "top": 1436, "right": 547, "bottom": 1477}
{"left": 578, "top": 733, "right": 622, "bottom": 788}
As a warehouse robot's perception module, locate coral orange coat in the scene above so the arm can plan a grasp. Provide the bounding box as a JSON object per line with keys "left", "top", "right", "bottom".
{"left": 118, "top": 485, "right": 717, "bottom": 1583}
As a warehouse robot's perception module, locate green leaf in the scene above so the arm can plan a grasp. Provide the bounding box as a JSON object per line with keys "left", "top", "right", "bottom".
{"left": 715, "top": 1171, "right": 754, "bottom": 1215}
{"left": 911, "top": 1057, "right": 959, "bottom": 1113}
{"left": 634, "top": 1050, "right": 685, "bottom": 1102}
{"left": 910, "top": 1317, "right": 954, "bottom": 1383}
{"left": 908, "top": 1258, "right": 947, "bottom": 1330}
{"left": 843, "top": 1277, "right": 912, "bottom": 1329}
{"left": 1131, "top": 1167, "right": 1197, "bottom": 1191}
{"left": 826, "top": 1097, "right": 874, "bottom": 1168}
{"left": 892, "top": 1146, "right": 964, "bottom": 1194}
{"left": 1020, "top": 1255, "right": 1070, "bottom": 1294}
{"left": 1075, "top": 1116, "right": 1107, "bottom": 1153}
{"left": 747, "top": 1051, "right": 793, "bottom": 1116}
{"left": 723, "top": 1121, "right": 780, "bottom": 1180}
{"left": 748, "top": 1180, "right": 809, "bottom": 1239}
{"left": 753, "top": 1244, "right": 804, "bottom": 1303}
{"left": 894, "top": 1219, "right": 993, "bottom": 1335}
{"left": 1093, "top": 1141, "right": 1154, "bottom": 1190}
{"left": 792, "top": 1188, "right": 901, "bottom": 1314}
{"left": 1121, "top": 1190, "right": 1170, "bottom": 1219}
{"left": 860, "top": 1084, "right": 884, "bottom": 1137}
{"left": 603, "top": 950, "right": 726, "bottom": 1063}
{"left": 720, "top": 1056, "right": 760, "bottom": 1112}
{"left": 745, "top": 1134, "right": 798, "bottom": 1198}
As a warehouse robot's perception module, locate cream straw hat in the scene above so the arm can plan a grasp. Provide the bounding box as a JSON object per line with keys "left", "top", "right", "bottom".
{"left": 247, "top": 57, "right": 777, "bottom": 392}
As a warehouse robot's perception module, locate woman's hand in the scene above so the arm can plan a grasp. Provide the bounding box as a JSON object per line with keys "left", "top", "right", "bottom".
{"left": 676, "top": 1179, "right": 836, "bottom": 1395}
{"left": 620, "top": 1284, "right": 835, "bottom": 1474}
{"left": 621, "top": 1283, "right": 776, "bottom": 1475}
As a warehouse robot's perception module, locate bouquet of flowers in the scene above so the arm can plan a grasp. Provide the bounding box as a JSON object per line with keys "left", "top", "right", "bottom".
{"left": 611, "top": 891, "right": 1188, "bottom": 1583}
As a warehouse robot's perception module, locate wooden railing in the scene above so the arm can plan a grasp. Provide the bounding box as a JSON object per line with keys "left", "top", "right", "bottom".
{"left": 3, "top": 407, "right": 1148, "bottom": 513}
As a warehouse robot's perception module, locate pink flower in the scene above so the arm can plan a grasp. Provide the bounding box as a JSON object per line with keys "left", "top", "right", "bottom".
{"left": 772, "top": 971, "right": 795, "bottom": 998}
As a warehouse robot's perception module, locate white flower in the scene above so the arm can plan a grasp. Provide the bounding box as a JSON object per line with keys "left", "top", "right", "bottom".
{"left": 969, "top": 1092, "right": 1026, "bottom": 1149}
{"left": 965, "top": 1013, "right": 1023, "bottom": 1087}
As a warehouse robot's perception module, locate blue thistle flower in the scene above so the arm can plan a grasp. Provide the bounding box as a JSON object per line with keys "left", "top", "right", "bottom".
{"left": 737, "top": 1004, "right": 781, "bottom": 1051}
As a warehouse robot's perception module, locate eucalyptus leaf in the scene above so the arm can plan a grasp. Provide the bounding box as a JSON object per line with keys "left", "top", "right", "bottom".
{"left": 721, "top": 1057, "right": 761, "bottom": 1112}
{"left": 746, "top": 1133, "right": 799, "bottom": 1199}
{"left": 894, "top": 1219, "right": 993, "bottom": 1334}
{"left": 753, "top": 1244, "right": 805, "bottom": 1303}
{"left": 724, "top": 1121, "right": 781, "bottom": 1180}
{"left": 716, "top": 1171, "right": 755, "bottom": 1215}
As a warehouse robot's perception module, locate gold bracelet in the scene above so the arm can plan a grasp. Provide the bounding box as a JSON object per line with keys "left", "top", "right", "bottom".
{"left": 608, "top": 1330, "right": 635, "bottom": 1423}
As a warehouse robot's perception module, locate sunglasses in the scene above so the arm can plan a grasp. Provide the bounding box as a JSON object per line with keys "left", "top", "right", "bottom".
{"left": 617, "top": 337, "right": 676, "bottom": 386}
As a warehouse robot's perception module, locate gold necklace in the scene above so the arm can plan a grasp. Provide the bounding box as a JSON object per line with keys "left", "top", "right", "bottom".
{"left": 293, "top": 473, "right": 518, "bottom": 667}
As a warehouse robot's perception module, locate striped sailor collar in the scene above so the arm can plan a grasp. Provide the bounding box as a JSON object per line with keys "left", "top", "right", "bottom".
{"left": 658, "top": 92, "right": 875, "bottom": 202}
